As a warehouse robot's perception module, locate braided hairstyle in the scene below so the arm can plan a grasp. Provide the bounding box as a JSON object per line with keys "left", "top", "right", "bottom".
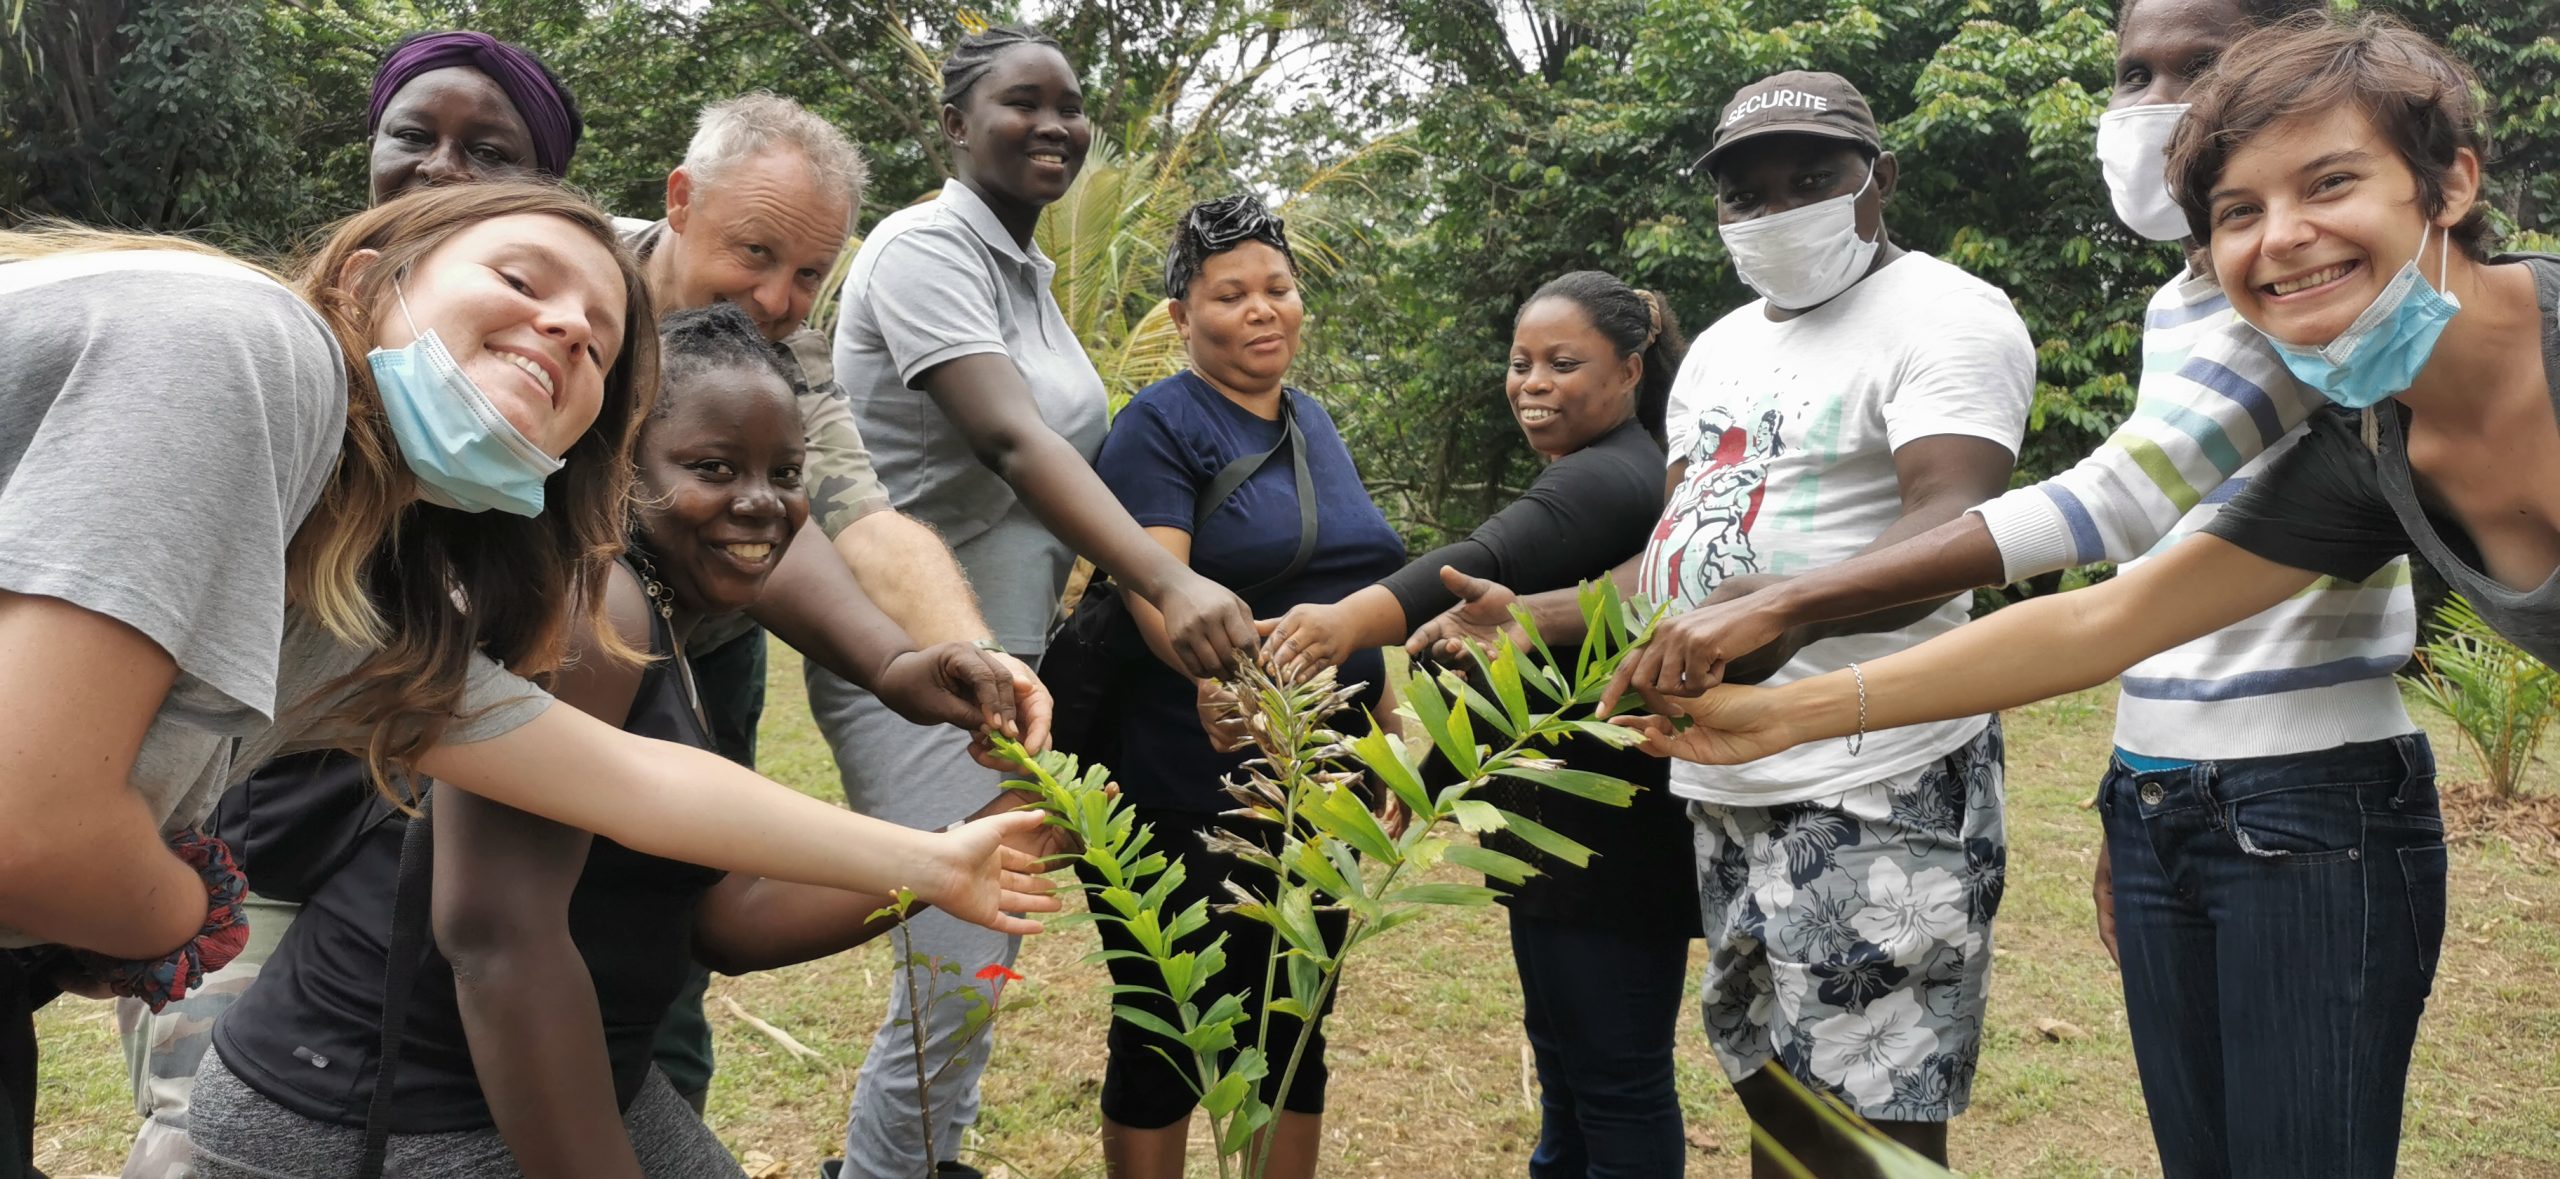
{"left": 1517, "top": 271, "right": 1687, "bottom": 447}
{"left": 654, "top": 303, "right": 799, "bottom": 421}
{"left": 1163, "top": 194, "right": 1297, "bottom": 301}
{"left": 941, "top": 24, "right": 1068, "bottom": 108}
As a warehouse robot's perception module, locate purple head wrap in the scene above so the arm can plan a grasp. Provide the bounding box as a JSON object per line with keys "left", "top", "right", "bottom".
{"left": 366, "top": 31, "right": 581, "bottom": 179}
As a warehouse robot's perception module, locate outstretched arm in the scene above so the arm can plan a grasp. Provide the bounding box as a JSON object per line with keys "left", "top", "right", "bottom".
{"left": 691, "top": 790, "right": 1052, "bottom": 975}
{"left": 1619, "top": 535, "right": 2319, "bottom": 764}
{"left": 785, "top": 343, "right": 1054, "bottom": 752}
{"left": 922, "top": 354, "right": 1255, "bottom": 678}
{"left": 413, "top": 715, "right": 1058, "bottom": 937}
{"left": 1609, "top": 313, "right": 2320, "bottom": 704}
{"left": 748, "top": 517, "right": 1022, "bottom": 751}
{"left": 1404, "top": 456, "right": 1695, "bottom": 660}
{"left": 1403, "top": 556, "right": 1643, "bottom": 663}
{"left": 1271, "top": 442, "right": 1662, "bottom": 674}
{"left": 1603, "top": 516, "right": 2004, "bottom": 705}
{"left": 1605, "top": 433, "right": 2016, "bottom": 709}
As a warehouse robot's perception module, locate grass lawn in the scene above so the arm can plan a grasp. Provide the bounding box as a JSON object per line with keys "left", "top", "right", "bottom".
{"left": 30, "top": 642, "right": 2560, "bottom": 1177}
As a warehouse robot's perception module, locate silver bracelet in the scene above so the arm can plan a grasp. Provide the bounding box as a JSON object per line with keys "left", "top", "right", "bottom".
{"left": 1846, "top": 661, "right": 1868, "bottom": 757}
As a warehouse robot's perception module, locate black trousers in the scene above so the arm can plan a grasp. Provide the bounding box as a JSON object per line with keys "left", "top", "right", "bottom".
{"left": 1, "top": 949, "right": 52, "bottom": 1179}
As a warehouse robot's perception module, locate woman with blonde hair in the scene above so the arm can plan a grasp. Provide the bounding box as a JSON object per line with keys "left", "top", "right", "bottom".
{"left": 0, "top": 180, "right": 1051, "bottom": 1174}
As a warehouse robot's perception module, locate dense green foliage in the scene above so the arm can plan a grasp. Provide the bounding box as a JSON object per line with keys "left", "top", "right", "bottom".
{"left": 8, "top": 0, "right": 2556, "bottom": 559}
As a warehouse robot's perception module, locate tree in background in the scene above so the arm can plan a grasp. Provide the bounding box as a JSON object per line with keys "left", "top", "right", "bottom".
{"left": 1, "top": 0, "right": 379, "bottom": 252}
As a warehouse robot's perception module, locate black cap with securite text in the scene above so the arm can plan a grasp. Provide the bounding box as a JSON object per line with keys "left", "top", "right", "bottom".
{"left": 1701, "top": 70, "right": 1882, "bottom": 175}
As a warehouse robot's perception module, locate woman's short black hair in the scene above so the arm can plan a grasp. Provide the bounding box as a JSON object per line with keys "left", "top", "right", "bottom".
{"left": 1163, "top": 195, "right": 1297, "bottom": 301}
{"left": 654, "top": 303, "right": 798, "bottom": 420}
{"left": 940, "top": 24, "right": 1068, "bottom": 108}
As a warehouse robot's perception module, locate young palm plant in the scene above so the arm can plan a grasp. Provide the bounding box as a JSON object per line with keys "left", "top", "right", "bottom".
{"left": 996, "top": 580, "right": 1665, "bottom": 1177}
{"left": 2408, "top": 593, "right": 2560, "bottom": 797}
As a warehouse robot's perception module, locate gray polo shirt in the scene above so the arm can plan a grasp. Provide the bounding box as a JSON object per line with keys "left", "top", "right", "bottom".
{"left": 831, "top": 182, "right": 1109, "bottom": 653}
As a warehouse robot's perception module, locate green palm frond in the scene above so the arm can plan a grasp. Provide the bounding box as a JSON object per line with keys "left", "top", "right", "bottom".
{"left": 1101, "top": 298, "right": 1187, "bottom": 415}
{"left": 2407, "top": 593, "right": 2560, "bottom": 797}
{"left": 1033, "top": 136, "right": 1198, "bottom": 411}
{"left": 805, "top": 229, "right": 865, "bottom": 338}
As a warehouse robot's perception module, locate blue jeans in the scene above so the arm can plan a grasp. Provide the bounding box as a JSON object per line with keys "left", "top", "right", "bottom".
{"left": 1508, "top": 914, "right": 1689, "bottom": 1178}
{"left": 2099, "top": 734, "right": 2445, "bottom": 1179}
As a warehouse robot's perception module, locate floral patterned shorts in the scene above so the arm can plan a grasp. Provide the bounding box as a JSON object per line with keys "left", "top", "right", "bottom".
{"left": 1688, "top": 718, "right": 2006, "bottom": 1120}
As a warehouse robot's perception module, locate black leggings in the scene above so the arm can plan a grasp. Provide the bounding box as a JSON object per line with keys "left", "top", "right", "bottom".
{"left": 1078, "top": 808, "right": 1343, "bottom": 1129}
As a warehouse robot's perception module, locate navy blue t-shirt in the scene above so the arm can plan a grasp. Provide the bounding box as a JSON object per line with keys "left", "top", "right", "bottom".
{"left": 1096, "top": 371, "right": 1406, "bottom": 811}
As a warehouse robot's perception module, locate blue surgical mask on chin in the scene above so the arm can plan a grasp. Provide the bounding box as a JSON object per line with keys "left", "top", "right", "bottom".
{"left": 366, "top": 280, "right": 566, "bottom": 517}
{"left": 2263, "top": 223, "right": 2463, "bottom": 410}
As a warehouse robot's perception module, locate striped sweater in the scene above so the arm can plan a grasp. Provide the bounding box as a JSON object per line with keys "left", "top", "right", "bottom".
{"left": 1970, "top": 269, "right": 2417, "bottom": 760}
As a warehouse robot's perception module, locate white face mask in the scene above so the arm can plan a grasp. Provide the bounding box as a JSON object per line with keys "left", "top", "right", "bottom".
{"left": 1718, "top": 164, "right": 1881, "bottom": 311}
{"left": 2095, "top": 103, "right": 2193, "bottom": 241}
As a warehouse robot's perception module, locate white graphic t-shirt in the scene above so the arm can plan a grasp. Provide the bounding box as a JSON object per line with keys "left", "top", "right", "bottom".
{"left": 1645, "top": 251, "right": 2036, "bottom": 805}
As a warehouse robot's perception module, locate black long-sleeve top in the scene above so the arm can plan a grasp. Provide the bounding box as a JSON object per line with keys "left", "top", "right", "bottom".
{"left": 1384, "top": 418, "right": 1701, "bottom": 935}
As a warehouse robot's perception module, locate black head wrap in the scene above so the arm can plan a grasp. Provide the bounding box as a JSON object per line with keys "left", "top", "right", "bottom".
{"left": 1163, "top": 195, "right": 1295, "bottom": 300}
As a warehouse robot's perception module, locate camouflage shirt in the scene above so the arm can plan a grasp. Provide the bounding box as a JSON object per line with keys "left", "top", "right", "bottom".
{"left": 779, "top": 326, "right": 893, "bottom": 536}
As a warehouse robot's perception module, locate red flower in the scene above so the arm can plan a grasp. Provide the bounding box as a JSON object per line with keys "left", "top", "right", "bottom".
{"left": 975, "top": 964, "right": 1025, "bottom": 983}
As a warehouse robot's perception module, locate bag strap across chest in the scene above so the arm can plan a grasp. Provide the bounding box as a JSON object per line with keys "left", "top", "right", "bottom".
{"left": 1197, "top": 390, "right": 1319, "bottom": 596}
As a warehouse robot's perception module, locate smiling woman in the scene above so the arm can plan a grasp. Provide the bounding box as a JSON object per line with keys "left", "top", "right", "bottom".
{"left": 638, "top": 305, "right": 808, "bottom": 605}
{"left": 364, "top": 219, "right": 625, "bottom": 475}
{"left": 0, "top": 180, "right": 1056, "bottom": 1174}
{"left": 1260, "top": 269, "right": 1701, "bottom": 1175}
{"left": 185, "top": 303, "right": 1020, "bottom": 1179}
{"left": 818, "top": 28, "right": 1261, "bottom": 1171}
{"left": 1083, "top": 195, "right": 1408, "bottom": 1179}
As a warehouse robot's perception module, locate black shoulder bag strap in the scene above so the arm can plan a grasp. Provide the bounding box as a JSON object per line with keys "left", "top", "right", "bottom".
{"left": 1194, "top": 391, "right": 1320, "bottom": 597}
{"left": 356, "top": 798, "right": 436, "bottom": 1179}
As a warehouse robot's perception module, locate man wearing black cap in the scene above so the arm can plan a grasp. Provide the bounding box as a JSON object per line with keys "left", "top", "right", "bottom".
{"left": 1644, "top": 70, "right": 2035, "bottom": 1174}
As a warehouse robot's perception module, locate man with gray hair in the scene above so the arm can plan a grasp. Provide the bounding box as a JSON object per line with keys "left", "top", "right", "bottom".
{"left": 619, "top": 93, "right": 1047, "bottom": 1147}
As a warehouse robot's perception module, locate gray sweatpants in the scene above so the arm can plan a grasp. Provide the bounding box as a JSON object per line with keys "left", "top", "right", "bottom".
{"left": 806, "top": 668, "right": 1020, "bottom": 1177}
{"left": 187, "top": 1052, "right": 737, "bottom": 1177}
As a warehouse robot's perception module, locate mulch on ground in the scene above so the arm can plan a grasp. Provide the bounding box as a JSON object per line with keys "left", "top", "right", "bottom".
{"left": 2441, "top": 778, "right": 2560, "bottom": 860}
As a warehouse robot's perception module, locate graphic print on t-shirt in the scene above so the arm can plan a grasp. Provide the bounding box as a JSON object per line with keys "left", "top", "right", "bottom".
{"left": 1639, "top": 397, "right": 1788, "bottom": 610}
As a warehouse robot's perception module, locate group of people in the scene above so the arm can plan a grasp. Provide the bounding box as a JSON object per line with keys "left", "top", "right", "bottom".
{"left": 0, "top": 3, "right": 2537, "bottom": 1178}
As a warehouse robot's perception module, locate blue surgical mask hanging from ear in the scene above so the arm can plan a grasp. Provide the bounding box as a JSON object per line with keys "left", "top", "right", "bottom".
{"left": 2263, "top": 223, "right": 2462, "bottom": 410}
{"left": 367, "top": 279, "right": 566, "bottom": 517}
